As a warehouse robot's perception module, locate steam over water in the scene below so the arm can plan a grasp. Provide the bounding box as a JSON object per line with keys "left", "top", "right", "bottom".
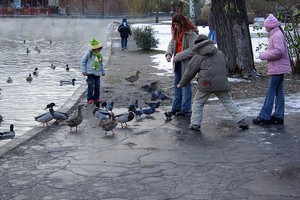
{"left": 0, "top": 17, "right": 110, "bottom": 146}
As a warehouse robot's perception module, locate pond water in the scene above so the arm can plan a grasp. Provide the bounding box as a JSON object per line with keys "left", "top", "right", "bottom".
{"left": 0, "top": 17, "right": 111, "bottom": 146}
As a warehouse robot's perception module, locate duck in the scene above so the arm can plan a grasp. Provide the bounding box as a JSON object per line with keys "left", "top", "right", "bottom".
{"left": 0, "top": 124, "right": 15, "bottom": 140}
{"left": 60, "top": 78, "right": 76, "bottom": 86}
{"left": 33, "top": 68, "right": 39, "bottom": 76}
{"left": 125, "top": 70, "right": 141, "bottom": 84}
{"left": 26, "top": 48, "right": 30, "bottom": 54}
{"left": 101, "top": 112, "right": 118, "bottom": 135}
{"left": 64, "top": 104, "right": 84, "bottom": 132}
{"left": 26, "top": 73, "right": 33, "bottom": 82}
{"left": 92, "top": 107, "right": 111, "bottom": 125}
{"left": 6, "top": 76, "right": 13, "bottom": 83}
{"left": 48, "top": 63, "right": 56, "bottom": 69}
{"left": 50, "top": 40, "right": 52, "bottom": 44}
{"left": 0, "top": 114, "right": 4, "bottom": 125}
{"left": 23, "top": 40, "right": 26, "bottom": 44}
{"left": 34, "top": 46, "right": 41, "bottom": 53}
{"left": 34, "top": 104, "right": 54, "bottom": 127}
{"left": 47, "top": 102, "right": 68, "bottom": 123}
{"left": 66, "top": 64, "right": 70, "bottom": 71}
{"left": 115, "top": 111, "right": 135, "bottom": 128}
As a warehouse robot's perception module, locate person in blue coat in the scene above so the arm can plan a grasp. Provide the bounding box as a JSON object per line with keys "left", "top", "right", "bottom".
{"left": 80, "top": 38, "right": 106, "bottom": 104}
{"left": 118, "top": 18, "right": 132, "bottom": 50}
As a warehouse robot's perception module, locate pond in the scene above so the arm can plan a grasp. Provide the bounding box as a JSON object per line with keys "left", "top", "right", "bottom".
{"left": 0, "top": 17, "right": 111, "bottom": 146}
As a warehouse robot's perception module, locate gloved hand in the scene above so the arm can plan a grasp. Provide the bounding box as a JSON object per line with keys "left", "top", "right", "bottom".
{"left": 166, "top": 54, "right": 172, "bottom": 62}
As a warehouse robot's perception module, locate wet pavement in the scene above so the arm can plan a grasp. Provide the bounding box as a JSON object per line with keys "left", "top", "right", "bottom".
{"left": 0, "top": 22, "right": 299, "bottom": 200}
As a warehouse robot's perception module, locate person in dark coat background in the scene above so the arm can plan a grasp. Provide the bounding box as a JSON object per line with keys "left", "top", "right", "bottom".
{"left": 207, "top": 8, "right": 217, "bottom": 44}
{"left": 118, "top": 18, "right": 132, "bottom": 50}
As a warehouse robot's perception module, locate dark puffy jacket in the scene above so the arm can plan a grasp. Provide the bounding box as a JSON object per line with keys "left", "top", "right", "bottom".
{"left": 118, "top": 23, "right": 132, "bottom": 38}
{"left": 179, "top": 40, "right": 230, "bottom": 92}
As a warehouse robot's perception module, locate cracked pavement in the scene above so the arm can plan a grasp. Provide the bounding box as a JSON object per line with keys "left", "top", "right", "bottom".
{"left": 0, "top": 102, "right": 299, "bottom": 200}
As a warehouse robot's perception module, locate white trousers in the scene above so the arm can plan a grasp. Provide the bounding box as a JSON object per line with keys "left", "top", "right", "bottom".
{"left": 191, "top": 90, "right": 245, "bottom": 126}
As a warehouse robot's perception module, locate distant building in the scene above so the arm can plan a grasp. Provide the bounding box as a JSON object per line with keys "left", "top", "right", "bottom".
{"left": 57, "top": 0, "right": 151, "bottom": 16}
{"left": 1, "top": 0, "right": 148, "bottom": 16}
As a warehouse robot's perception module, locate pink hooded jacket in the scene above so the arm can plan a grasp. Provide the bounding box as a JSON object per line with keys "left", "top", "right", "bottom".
{"left": 259, "top": 27, "right": 292, "bottom": 75}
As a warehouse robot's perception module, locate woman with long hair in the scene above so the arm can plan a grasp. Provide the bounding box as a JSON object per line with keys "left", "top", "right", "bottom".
{"left": 165, "top": 13, "right": 198, "bottom": 117}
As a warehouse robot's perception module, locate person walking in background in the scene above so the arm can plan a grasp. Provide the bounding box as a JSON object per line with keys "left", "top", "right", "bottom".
{"left": 207, "top": 8, "right": 217, "bottom": 44}
{"left": 165, "top": 13, "right": 198, "bottom": 117}
{"left": 177, "top": 34, "right": 249, "bottom": 130}
{"left": 252, "top": 14, "right": 292, "bottom": 125}
{"left": 80, "top": 38, "right": 106, "bottom": 104}
{"left": 118, "top": 18, "right": 132, "bottom": 50}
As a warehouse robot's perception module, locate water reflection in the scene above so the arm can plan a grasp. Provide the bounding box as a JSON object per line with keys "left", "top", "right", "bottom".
{"left": 0, "top": 17, "right": 110, "bottom": 146}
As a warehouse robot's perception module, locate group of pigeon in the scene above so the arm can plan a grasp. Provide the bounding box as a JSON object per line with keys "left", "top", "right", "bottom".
{"left": 124, "top": 71, "right": 176, "bottom": 119}
{"left": 91, "top": 99, "right": 163, "bottom": 135}
{"left": 87, "top": 69, "right": 177, "bottom": 135}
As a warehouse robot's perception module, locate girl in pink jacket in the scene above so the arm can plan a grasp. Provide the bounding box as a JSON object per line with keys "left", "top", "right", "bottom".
{"left": 253, "top": 14, "right": 292, "bottom": 125}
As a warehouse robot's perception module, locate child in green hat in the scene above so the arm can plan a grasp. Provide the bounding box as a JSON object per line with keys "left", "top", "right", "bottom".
{"left": 80, "top": 38, "right": 105, "bottom": 104}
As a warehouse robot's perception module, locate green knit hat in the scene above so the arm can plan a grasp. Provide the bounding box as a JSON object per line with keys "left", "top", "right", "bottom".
{"left": 89, "top": 38, "right": 102, "bottom": 50}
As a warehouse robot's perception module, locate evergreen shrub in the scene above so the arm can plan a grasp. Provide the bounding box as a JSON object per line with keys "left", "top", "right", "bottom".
{"left": 133, "top": 26, "right": 159, "bottom": 51}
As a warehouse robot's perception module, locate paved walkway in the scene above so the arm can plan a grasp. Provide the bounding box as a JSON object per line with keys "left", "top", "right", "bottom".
{"left": 0, "top": 23, "right": 299, "bottom": 200}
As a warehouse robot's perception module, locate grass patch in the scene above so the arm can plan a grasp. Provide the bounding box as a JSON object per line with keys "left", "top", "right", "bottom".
{"left": 107, "top": 75, "right": 122, "bottom": 84}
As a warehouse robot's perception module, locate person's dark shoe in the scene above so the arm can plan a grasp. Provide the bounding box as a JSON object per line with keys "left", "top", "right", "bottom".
{"left": 189, "top": 124, "right": 201, "bottom": 131}
{"left": 271, "top": 116, "right": 284, "bottom": 125}
{"left": 176, "top": 111, "right": 191, "bottom": 117}
{"left": 252, "top": 117, "right": 271, "bottom": 125}
{"left": 238, "top": 119, "right": 249, "bottom": 130}
{"left": 170, "top": 109, "right": 180, "bottom": 115}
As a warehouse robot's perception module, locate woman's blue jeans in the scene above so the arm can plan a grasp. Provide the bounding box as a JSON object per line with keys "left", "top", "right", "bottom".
{"left": 259, "top": 74, "right": 285, "bottom": 120}
{"left": 208, "top": 30, "right": 217, "bottom": 44}
{"left": 87, "top": 75, "right": 100, "bottom": 101}
{"left": 172, "top": 62, "right": 192, "bottom": 112}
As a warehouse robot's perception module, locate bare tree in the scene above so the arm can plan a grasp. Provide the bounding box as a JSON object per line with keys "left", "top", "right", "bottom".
{"left": 212, "top": 0, "right": 255, "bottom": 77}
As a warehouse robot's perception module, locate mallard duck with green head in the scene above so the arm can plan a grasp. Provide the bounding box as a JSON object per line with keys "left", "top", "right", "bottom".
{"left": 34, "top": 103, "right": 55, "bottom": 127}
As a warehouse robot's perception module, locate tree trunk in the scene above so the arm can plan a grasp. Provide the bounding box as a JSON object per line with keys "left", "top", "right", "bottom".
{"left": 212, "top": 0, "right": 255, "bottom": 77}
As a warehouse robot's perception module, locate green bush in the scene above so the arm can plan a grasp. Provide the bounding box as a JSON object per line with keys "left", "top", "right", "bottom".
{"left": 132, "top": 26, "right": 159, "bottom": 51}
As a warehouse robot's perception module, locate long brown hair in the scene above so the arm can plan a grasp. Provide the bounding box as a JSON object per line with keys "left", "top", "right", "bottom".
{"left": 171, "top": 13, "right": 198, "bottom": 41}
